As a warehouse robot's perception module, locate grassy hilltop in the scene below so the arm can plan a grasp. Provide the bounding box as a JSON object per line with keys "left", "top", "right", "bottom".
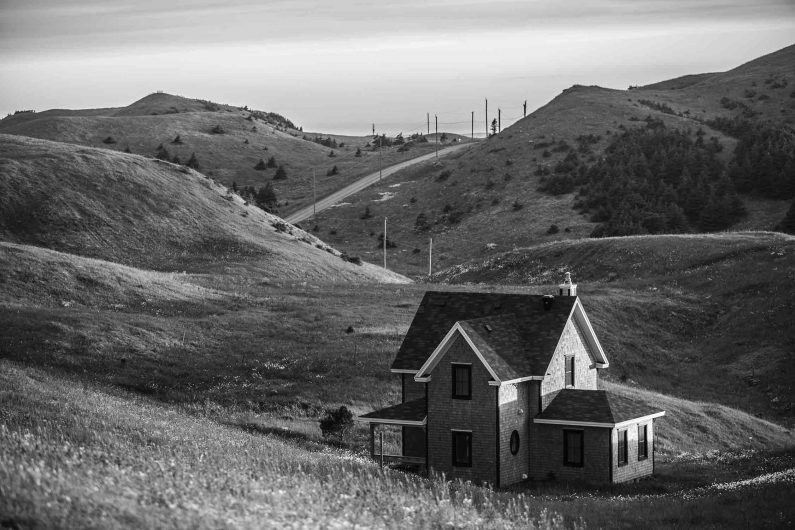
{"left": 0, "top": 92, "right": 461, "bottom": 217}
{"left": 306, "top": 44, "right": 795, "bottom": 276}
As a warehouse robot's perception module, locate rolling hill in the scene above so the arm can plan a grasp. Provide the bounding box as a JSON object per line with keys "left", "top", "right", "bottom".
{"left": 0, "top": 92, "right": 462, "bottom": 217}
{"left": 430, "top": 232, "right": 795, "bottom": 424}
{"left": 0, "top": 134, "right": 406, "bottom": 282}
{"left": 304, "top": 44, "right": 795, "bottom": 277}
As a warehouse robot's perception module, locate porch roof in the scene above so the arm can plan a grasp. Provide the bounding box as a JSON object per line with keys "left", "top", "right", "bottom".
{"left": 534, "top": 389, "right": 665, "bottom": 427}
{"left": 358, "top": 398, "right": 427, "bottom": 426}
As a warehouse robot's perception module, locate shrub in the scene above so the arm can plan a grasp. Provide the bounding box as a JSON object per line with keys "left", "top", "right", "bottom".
{"left": 211, "top": 125, "right": 225, "bottom": 134}
{"left": 319, "top": 406, "right": 354, "bottom": 439}
{"left": 254, "top": 158, "right": 267, "bottom": 170}
{"left": 360, "top": 206, "right": 373, "bottom": 219}
{"left": 267, "top": 156, "right": 277, "bottom": 168}
{"left": 547, "top": 224, "right": 560, "bottom": 234}
{"left": 355, "top": 147, "right": 362, "bottom": 157}
{"left": 326, "top": 165, "right": 338, "bottom": 176}
{"left": 512, "top": 200, "right": 523, "bottom": 211}
{"left": 273, "top": 166, "right": 287, "bottom": 180}
{"left": 185, "top": 153, "right": 200, "bottom": 170}
{"left": 172, "top": 135, "right": 183, "bottom": 144}
{"left": 103, "top": 136, "right": 116, "bottom": 144}
{"left": 329, "top": 150, "right": 336, "bottom": 157}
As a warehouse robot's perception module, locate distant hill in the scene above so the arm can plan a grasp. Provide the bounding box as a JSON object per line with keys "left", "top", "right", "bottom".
{"left": 0, "top": 134, "right": 407, "bottom": 283}
{"left": 430, "top": 232, "right": 795, "bottom": 423}
{"left": 0, "top": 93, "right": 450, "bottom": 217}
{"left": 306, "top": 44, "right": 795, "bottom": 276}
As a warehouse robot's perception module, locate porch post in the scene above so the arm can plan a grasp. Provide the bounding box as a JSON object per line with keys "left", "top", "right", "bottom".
{"left": 370, "top": 423, "right": 375, "bottom": 459}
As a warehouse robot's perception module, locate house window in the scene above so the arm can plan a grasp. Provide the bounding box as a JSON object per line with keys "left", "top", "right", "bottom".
{"left": 638, "top": 424, "right": 648, "bottom": 460}
{"left": 563, "top": 429, "right": 583, "bottom": 467}
{"left": 452, "top": 364, "right": 471, "bottom": 399}
{"left": 510, "top": 430, "right": 520, "bottom": 455}
{"left": 452, "top": 431, "right": 472, "bottom": 467}
{"left": 618, "top": 429, "right": 628, "bottom": 466}
{"left": 565, "top": 356, "right": 574, "bottom": 387}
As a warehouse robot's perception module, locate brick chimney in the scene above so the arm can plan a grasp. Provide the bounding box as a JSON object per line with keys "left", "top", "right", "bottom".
{"left": 558, "top": 272, "right": 577, "bottom": 297}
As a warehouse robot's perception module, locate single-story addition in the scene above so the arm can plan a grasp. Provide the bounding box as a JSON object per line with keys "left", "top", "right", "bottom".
{"left": 359, "top": 274, "right": 665, "bottom": 487}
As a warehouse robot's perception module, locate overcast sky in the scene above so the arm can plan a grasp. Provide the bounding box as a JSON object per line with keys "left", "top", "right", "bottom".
{"left": 1, "top": 0, "right": 794, "bottom": 135}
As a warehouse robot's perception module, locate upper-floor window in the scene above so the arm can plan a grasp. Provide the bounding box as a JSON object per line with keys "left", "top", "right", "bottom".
{"left": 617, "top": 429, "right": 628, "bottom": 466}
{"left": 638, "top": 424, "right": 648, "bottom": 460}
{"left": 563, "top": 429, "right": 583, "bottom": 467}
{"left": 452, "top": 363, "right": 471, "bottom": 399}
{"left": 565, "top": 356, "right": 575, "bottom": 387}
{"left": 452, "top": 430, "right": 472, "bottom": 467}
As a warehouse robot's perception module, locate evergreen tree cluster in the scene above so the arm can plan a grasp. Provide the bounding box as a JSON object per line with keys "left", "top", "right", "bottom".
{"left": 728, "top": 125, "right": 795, "bottom": 198}
{"left": 235, "top": 182, "right": 277, "bottom": 212}
{"left": 540, "top": 118, "right": 747, "bottom": 237}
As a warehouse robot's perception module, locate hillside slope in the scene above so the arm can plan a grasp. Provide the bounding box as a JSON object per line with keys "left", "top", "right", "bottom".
{"left": 0, "top": 134, "right": 406, "bottom": 282}
{"left": 0, "top": 93, "right": 453, "bottom": 216}
{"left": 432, "top": 232, "right": 795, "bottom": 423}
{"left": 306, "top": 44, "right": 795, "bottom": 276}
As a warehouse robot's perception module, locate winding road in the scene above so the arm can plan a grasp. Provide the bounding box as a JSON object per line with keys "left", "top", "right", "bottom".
{"left": 284, "top": 143, "right": 471, "bottom": 225}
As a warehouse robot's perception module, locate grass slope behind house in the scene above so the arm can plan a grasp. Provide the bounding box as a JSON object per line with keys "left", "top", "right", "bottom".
{"left": 0, "top": 134, "right": 406, "bottom": 282}
{"left": 308, "top": 45, "right": 795, "bottom": 276}
{"left": 0, "top": 92, "right": 450, "bottom": 216}
{"left": 432, "top": 232, "right": 795, "bottom": 424}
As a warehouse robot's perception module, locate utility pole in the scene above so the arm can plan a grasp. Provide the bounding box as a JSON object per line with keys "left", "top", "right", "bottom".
{"left": 471, "top": 111, "right": 474, "bottom": 140}
{"left": 498, "top": 108, "right": 501, "bottom": 133}
{"left": 523, "top": 100, "right": 527, "bottom": 117}
{"left": 383, "top": 217, "right": 387, "bottom": 269}
{"left": 428, "top": 237, "right": 433, "bottom": 276}
{"left": 427, "top": 112, "right": 430, "bottom": 135}
{"left": 435, "top": 114, "right": 438, "bottom": 158}
{"left": 312, "top": 169, "right": 316, "bottom": 220}
{"left": 485, "top": 98, "right": 488, "bottom": 138}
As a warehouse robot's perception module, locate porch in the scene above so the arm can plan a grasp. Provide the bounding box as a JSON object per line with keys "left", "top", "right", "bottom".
{"left": 358, "top": 398, "right": 427, "bottom": 469}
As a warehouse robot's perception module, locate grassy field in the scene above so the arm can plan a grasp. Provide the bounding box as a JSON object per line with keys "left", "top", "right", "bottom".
{"left": 0, "top": 92, "right": 473, "bottom": 217}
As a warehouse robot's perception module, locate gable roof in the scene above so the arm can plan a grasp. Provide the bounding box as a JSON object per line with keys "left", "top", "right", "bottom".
{"left": 392, "top": 291, "right": 578, "bottom": 373}
{"left": 534, "top": 389, "right": 665, "bottom": 427}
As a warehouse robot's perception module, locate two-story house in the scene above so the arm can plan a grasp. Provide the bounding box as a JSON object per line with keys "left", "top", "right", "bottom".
{"left": 360, "top": 274, "right": 665, "bottom": 486}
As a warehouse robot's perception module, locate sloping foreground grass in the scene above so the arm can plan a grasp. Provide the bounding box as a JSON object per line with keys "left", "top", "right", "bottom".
{"left": 2, "top": 362, "right": 794, "bottom": 529}
{"left": 0, "top": 362, "right": 567, "bottom": 529}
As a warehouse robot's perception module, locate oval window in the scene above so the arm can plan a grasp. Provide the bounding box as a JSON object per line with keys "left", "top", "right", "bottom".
{"left": 510, "top": 430, "right": 520, "bottom": 455}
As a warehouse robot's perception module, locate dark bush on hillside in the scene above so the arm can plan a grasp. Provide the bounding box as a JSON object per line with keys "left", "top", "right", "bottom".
{"left": 273, "top": 165, "right": 287, "bottom": 180}
{"left": 414, "top": 212, "right": 430, "bottom": 231}
{"left": 547, "top": 224, "right": 560, "bottom": 234}
{"left": 211, "top": 124, "right": 225, "bottom": 134}
{"left": 327, "top": 166, "right": 338, "bottom": 176}
{"left": 254, "top": 158, "right": 267, "bottom": 170}
{"left": 155, "top": 146, "right": 171, "bottom": 161}
{"left": 266, "top": 156, "right": 277, "bottom": 168}
{"left": 512, "top": 200, "right": 523, "bottom": 211}
{"left": 436, "top": 170, "right": 452, "bottom": 182}
{"left": 185, "top": 152, "right": 200, "bottom": 170}
{"left": 376, "top": 232, "right": 396, "bottom": 248}
{"left": 103, "top": 136, "right": 117, "bottom": 145}
{"left": 360, "top": 206, "right": 373, "bottom": 219}
{"left": 340, "top": 254, "right": 362, "bottom": 266}
{"left": 319, "top": 406, "right": 354, "bottom": 439}
{"left": 255, "top": 182, "right": 277, "bottom": 212}
{"left": 329, "top": 150, "right": 336, "bottom": 157}
{"left": 777, "top": 200, "right": 795, "bottom": 234}
{"left": 355, "top": 147, "right": 362, "bottom": 157}
{"left": 172, "top": 155, "right": 181, "bottom": 165}
{"left": 172, "top": 135, "right": 183, "bottom": 144}
{"left": 123, "top": 146, "right": 132, "bottom": 153}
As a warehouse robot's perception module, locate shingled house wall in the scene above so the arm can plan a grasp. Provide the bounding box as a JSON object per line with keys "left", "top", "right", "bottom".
{"left": 530, "top": 424, "right": 611, "bottom": 483}
{"left": 401, "top": 374, "right": 427, "bottom": 458}
{"left": 498, "top": 382, "right": 530, "bottom": 487}
{"left": 426, "top": 334, "right": 497, "bottom": 485}
{"left": 612, "top": 420, "right": 655, "bottom": 483}
{"left": 540, "top": 319, "right": 598, "bottom": 410}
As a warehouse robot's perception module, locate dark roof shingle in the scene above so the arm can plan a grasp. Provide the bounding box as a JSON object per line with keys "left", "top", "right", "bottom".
{"left": 536, "top": 389, "right": 664, "bottom": 424}
{"left": 358, "top": 398, "right": 426, "bottom": 423}
{"left": 391, "top": 291, "right": 576, "bottom": 376}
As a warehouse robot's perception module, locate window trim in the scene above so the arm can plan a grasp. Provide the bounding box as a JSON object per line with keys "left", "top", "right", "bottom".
{"left": 564, "top": 355, "right": 575, "bottom": 388}
{"left": 563, "top": 429, "right": 584, "bottom": 467}
{"left": 452, "top": 430, "right": 472, "bottom": 467}
{"left": 617, "top": 428, "right": 628, "bottom": 466}
{"left": 510, "top": 430, "right": 520, "bottom": 455}
{"left": 638, "top": 424, "right": 648, "bottom": 461}
{"left": 451, "top": 363, "right": 472, "bottom": 400}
